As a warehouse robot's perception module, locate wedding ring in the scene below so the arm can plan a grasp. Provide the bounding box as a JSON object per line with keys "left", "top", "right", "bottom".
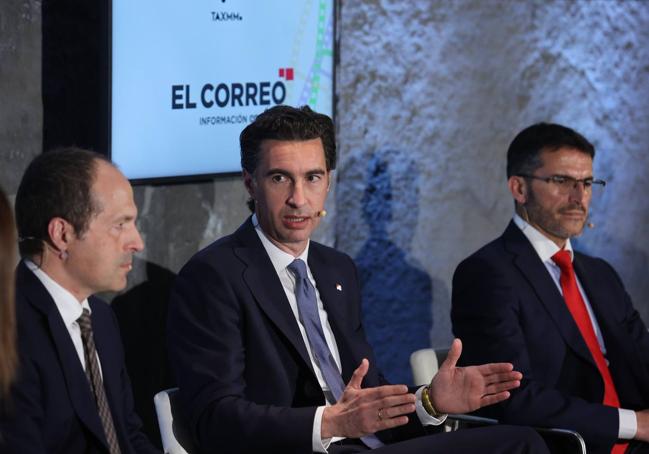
{"left": 378, "top": 408, "right": 383, "bottom": 420}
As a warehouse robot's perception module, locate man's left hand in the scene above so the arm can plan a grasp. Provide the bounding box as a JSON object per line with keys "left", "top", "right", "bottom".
{"left": 428, "top": 338, "right": 522, "bottom": 414}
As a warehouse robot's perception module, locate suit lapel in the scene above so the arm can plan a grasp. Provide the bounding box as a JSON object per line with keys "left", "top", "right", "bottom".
{"left": 572, "top": 256, "right": 649, "bottom": 385}
{"left": 502, "top": 223, "right": 596, "bottom": 367}
{"left": 16, "top": 262, "right": 110, "bottom": 450}
{"left": 234, "top": 220, "right": 315, "bottom": 375}
{"left": 572, "top": 256, "right": 615, "bottom": 327}
{"left": 572, "top": 256, "right": 626, "bottom": 335}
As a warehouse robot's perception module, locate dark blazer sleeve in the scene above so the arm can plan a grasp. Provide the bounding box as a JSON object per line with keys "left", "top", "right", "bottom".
{"left": 451, "top": 253, "right": 619, "bottom": 448}
{"left": 167, "top": 257, "right": 316, "bottom": 454}
{"left": 598, "top": 258, "right": 649, "bottom": 362}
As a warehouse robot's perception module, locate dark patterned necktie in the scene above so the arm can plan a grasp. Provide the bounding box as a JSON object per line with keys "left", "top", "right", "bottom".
{"left": 77, "top": 309, "right": 122, "bottom": 454}
{"left": 288, "top": 259, "right": 383, "bottom": 449}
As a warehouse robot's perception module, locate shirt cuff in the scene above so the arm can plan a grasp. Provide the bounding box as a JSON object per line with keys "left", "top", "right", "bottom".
{"left": 618, "top": 408, "right": 637, "bottom": 440}
{"left": 415, "top": 386, "right": 447, "bottom": 426}
{"left": 313, "top": 406, "right": 331, "bottom": 453}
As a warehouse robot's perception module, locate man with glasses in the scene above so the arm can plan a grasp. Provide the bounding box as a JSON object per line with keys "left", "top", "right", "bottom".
{"left": 451, "top": 123, "right": 649, "bottom": 454}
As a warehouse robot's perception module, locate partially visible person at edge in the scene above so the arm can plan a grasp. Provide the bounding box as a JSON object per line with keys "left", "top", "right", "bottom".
{"left": 0, "top": 185, "right": 17, "bottom": 400}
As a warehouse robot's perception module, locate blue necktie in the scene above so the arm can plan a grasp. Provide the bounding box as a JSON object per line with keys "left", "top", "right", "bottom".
{"left": 288, "top": 259, "right": 383, "bottom": 449}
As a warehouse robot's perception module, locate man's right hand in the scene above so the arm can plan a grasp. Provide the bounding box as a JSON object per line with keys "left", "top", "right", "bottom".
{"left": 321, "top": 358, "right": 416, "bottom": 439}
{"left": 635, "top": 409, "right": 649, "bottom": 442}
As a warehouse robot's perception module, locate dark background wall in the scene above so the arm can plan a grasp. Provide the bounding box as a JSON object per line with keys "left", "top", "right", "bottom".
{"left": 2, "top": 0, "right": 648, "bottom": 446}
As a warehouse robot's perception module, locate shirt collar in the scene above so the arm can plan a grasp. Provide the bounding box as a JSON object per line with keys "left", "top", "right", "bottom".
{"left": 512, "top": 214, "right": 574, "bottom": 263}
{"left": 251, "top": 214, "right": 310, "bottom": 275}
{"left": 25, "top": 260, "right": 92, "bottom": 326}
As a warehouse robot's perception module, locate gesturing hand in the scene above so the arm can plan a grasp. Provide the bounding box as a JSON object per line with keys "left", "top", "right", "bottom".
{"left": 429, "top": 338, "right": 522, "bottom": 414}
{"left": 321, "top": 359, "right": 416, "bottom": 439}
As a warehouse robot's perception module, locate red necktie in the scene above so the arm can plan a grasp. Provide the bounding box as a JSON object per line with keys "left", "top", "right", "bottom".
{"left": 552, "top": 250, "right": 627, "bottom": 454}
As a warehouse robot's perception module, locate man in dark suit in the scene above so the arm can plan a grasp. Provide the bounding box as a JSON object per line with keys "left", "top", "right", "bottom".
{"left": 452, "top": 123, "right": 649, "bottom": 454}
{"left": 167, "top": 105, "right": 550, "bottom": 454}
{"left": 0, "top": 148, "right": 160, "bottom": 453}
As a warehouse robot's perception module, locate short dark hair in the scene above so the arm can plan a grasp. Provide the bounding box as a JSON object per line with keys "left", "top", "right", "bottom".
{"left": 506, "top": 123, "right": 595, "bottom": 178}
{"left": 240, "top": 105, "right": 336, "bottom": 211}
{"left": 15, "top": 147, "right": 111, "bottom": 258}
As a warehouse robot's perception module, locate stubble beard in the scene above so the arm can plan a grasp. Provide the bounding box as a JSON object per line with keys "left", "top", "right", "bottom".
{"left": 524, "top": 190, "right": 588, "bottom": 241}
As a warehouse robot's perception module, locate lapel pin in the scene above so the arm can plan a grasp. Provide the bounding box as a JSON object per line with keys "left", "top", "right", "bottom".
{"left": 336, "top": 284, "right": 342, "bottom": 292}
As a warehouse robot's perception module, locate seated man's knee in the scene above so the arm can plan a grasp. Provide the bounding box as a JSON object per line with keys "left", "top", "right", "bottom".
{"left": 510, "top": 426, "right": 548, "bottom": 454}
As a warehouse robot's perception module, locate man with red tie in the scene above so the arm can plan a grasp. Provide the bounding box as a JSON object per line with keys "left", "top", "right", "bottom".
{"left": 452, "top": 123, "right": 649, "bottom": 453}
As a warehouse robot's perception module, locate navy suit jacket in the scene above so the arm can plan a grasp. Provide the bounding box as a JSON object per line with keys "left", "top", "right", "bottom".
{"left": 167, "top": 218, "right": 427, "bottom": 454}
{"left": 0, "top": 261, "right": 159, "bottom": 454}
{"left": 451, "top": 222, "right": 649, "bottom": 454}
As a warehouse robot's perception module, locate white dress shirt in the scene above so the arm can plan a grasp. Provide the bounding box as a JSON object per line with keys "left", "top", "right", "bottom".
{"left": 26, "top": 260, "right": 103, "bottom": 378}
{"left": 252, "top": 215, "right": 444, "bottom": 452}
{"left": 513, "top": 215, "right": 636, "bottom": 439}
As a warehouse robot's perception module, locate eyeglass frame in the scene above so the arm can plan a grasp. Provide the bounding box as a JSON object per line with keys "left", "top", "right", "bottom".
{"left": 516, "top": 174, "right": 606, "bottom": 194}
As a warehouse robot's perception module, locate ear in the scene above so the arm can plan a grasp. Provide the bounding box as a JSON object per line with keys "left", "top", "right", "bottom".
{"left": 508, "top": 176, "right": 528, "bottom": 205}
{"left": 47, "top": 217, "right": 73, "bottom": 254}
{"left": 243, "top": 170, "right": 256, "bottom": 199}
{"left": 326, "top": 171, "right": 332, "bottom": 192}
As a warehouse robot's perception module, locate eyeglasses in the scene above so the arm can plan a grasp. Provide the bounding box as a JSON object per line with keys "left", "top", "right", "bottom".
{"left": 518, "top": 174, "right": 606, "bottom": 195}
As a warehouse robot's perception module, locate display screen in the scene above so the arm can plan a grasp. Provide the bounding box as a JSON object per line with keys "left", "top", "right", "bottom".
{"left": 111, "top": 0, "right": 335, "bottom": 181}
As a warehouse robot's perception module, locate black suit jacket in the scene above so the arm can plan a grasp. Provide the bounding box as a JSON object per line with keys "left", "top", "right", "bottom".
{"left": 451, "top": 221, "right": 649, "bottom": 454}
{"left": 0, "top": 261, "right": 159, "bottom": 454}
{"left": 167, "top": 218, "right": 427, "bottom": 454}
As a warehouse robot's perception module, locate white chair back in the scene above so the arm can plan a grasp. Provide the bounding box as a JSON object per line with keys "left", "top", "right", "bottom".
{"left": 154, "top": 388, "right": 195, "bottom": 454}
{"left": 409, "top": 348, "right": 439, "bottom": 386}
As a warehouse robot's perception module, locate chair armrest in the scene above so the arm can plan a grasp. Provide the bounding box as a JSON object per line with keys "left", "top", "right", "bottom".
{"left": 534, "top": 427, "right": 586, "bottom": 454}
{"left": 447, "top": 413, "right": 499, "bottom": 427}
{"left": 446, "top": 414, "right": 586, "bottom": 454}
